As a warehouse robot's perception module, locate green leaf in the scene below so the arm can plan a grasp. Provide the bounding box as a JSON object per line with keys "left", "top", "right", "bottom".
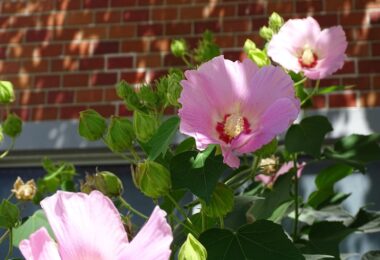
{"left": 285, "top": 116, "right": 333, "bottom": 157}
{"left": 254, "top": 138, "right": 278, "bottom": 157}
{"left": 0, "top": 200, "right": 19, "bottom": 228}
{"left": 303, "top": 255, "right": 334, "bottom": 260}
{"left": 315, "top": 164, "right": 353, "bottom": 190}
{"left": 170, "top": 151, "right": 227, "bottom": 203}
{"left": 349, "top": 208, "right": 380, "bottom": 233}
{"left": 199, "top": 220, "right": 304, "bottom": 260}
{"left": 147, "top": 116, "right": 180, "bottom": 160}
{"left": 12, "top": 210, "right": 53, "bottom": 247}
{"left": 317, "top": 85, "right": 353, "bottom": 95}
{"left": 268, "top": 199, "right": 294, "bottom": 223}
{"left": 302, "top": 222, "right": 354, "bottom": 258}
{"left": 175, "top": 138, "right": 195, "bottom": 154}
{"left": 194, "top": 30, "right": 220, "bottom": 63}
{"left": 298, "top": 205, "right": 353, "bottom": 226}
{"left": 362, "top": 251, "right": 380, "bottom": 260}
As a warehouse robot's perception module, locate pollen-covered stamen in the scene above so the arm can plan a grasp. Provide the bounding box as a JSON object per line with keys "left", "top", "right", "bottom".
{"left": 216, "top": 113, "right": 250, "bottom": 144}
{"left": 298, "top": 46, "right": 318, "bottom": 68}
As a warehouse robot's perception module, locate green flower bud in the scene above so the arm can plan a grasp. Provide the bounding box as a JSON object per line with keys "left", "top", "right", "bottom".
{"left": 116, "top": 80, "right": 142, "bottom": 111}
{"left": 171, "top": 39, "right": 187, "bottom": 57}
{"left": 259, "top": 26, "right": 274, "bottom": 41}
{"left": 254, "top": 138, "right": 278, "bottom": 157}
{"left": 80, "top": 174, "right": 96, "bottom": 194}
{"left": 137, "top": 84, "right": 158, "bottom": 110}
{"left": 0, "top": 81, "right": 15, "bottom": 104}
{"left": 178, "top": 233, "right": 207, "bottom": 260}
{"left": 78, "top": 109, "right": 107, "bottom": 141}
{"left": 201, "top": 183, "right": 234, "bottom": 218}
{"left": 2, "top": 113, "right": 22, "bottom": 138}
{"left": 247, "top": 48, "right": 270, "bottom": 67}
{"left": 166, "top": 72, "right": 183, "bottom": 107}
{"left": 133, "top": 111, "right": 158, "bottom": 143}
{"left": 268, "top": 12, "right": 284, "bottom": 32}
{"left": 105, "top": 116, "right": 135, "bottom": 152}
{"left": 95, "top": 171, "right": 124, "bottom": 197}
{"left": 243, "top": 39, "right": 256, "bottom": 53}
{"left": 133, "top": 160, "right": 171, "bottom": 199}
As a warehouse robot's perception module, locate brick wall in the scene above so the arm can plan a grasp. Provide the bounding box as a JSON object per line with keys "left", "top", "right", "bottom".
{"left": 0, "top": 0, "right": 379, "bottom": 121}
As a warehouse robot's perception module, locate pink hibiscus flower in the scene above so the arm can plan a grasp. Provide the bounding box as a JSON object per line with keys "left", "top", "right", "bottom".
{"left": 255, "top": 161, "right": 305, "bottom": 188}
{"left": 19, "top": 190, "right": 173, "bottom": 260}
{"left": 267, "top": 17, "right": 347, "bottom": 80}
{"left": 178, "top": 55, "right": 300, "bottom": 168}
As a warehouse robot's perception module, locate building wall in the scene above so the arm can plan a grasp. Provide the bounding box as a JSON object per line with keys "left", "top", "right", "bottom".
{"left": 0, "top": 0, "right": 379, "bottom": 122}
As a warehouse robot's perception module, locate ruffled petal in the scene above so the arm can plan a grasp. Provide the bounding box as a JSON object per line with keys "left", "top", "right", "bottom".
{"left": 121, "top": 206, "right": 173, "bottom": 260}
{"left": 19, "top": 227, "right": 61, "bottom": 260}
{"left": 41, "top": 190, "right": 129, "bottom": 259}
{"left": 221, "top": 145, "right": 241, "bottom": 168}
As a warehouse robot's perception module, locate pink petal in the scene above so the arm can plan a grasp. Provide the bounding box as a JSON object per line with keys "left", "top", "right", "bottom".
{"left": 256, "top": 161, "right": 306, "bottom": 187}
{"left": 221, "top": 145, "right": 241, "bottom": 168}
{"left": 121, "top": 206, "right": 173, "bottom": 260}
{"left": 41, "top": 190, "right": 129, "bottom": 259}
{"left": 19, "top": 227, "right": 61, "bottom": 260}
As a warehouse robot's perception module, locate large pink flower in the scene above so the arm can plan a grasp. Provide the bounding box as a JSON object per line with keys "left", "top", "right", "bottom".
{"left": 178, "top": 55, "right": 300, "bottom": 168}
{"left": 19, "top": 190, "right": 173, "bottom": 260}
{"left": 267, "top": 17, "right": 347, "bottom": 80}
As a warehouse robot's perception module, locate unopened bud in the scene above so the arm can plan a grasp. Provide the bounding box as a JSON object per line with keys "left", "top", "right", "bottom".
{"left": 259, "top": 26, "right": 274, "bottom": 41}
{"left": 80, "top": 174, "right": 96, "bottom": 194}
{"left": 269, "top": 12, "right": 284, "bottom": 32}
{"left": 95, "top": 171, "right": 124, "bottom": 197}
{"left": 133, "top": 111, "right": 158, "bottom": 143}
{"left": 2, "top": 113, "right": 22, "bottom": 138}
{"left": 0, "top": 81, "right": 15, "bottom": 104}
{"left": 105, "top": 116, "right": 135, "bottom": 152}
{"left": 171, "top": 39, "right": 187, "bottom": 57}
{"left": 167, "top": 71, "right": 183, "bottom": 107}
{"left": 247, "top": 48, "right": 270, "bottom": 67}
{"left": 178, "top": 233, "right": 207, "bottom": 260}
{"left": 116, "top": 81, "right": 143, "bottom": 111}
{"left": 11, "top": 177, "right": 37, "bottom": 201}
{"left": 133, "top": 160, "right": 171, "bottom": 199}
{"left": 243, "top": 39, "right": 257, "bottom": 53}
{"left": 201, "top": 183, "right": 234, "bottom": 218}
{"left": 78, "top": 109, "right": 107, "bottom": 141}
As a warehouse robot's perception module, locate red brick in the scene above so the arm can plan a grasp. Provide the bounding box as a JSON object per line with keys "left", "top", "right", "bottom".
{"left": 370, "top": 11, "right": 380, "bottom": 24}
{"left": 296, "top": 0, "right": 323, "bottom": 13}
{"left": 373, "top": 42, "right": 380, "bottom": 56}
{"left": 32, "top": 106, "right": 59, "bottom": 121}
{"left": 109, "top": 24, "right": 136, "bottom": 38}
{"left": 238, "top": 3, "right": 265, "bottom": 16}
{"left": 355, "top": 0, "right": 380, "bottom": 9}
{"left": 137, "top": 24, "right": 164, "bottom": 37}
{"left": 60, "top": 105, "right": 87, "bottom": 119}
{"left": 57, "top": 0, "right": 81, "bottom": 10}
{"left": 208, "top": 5, "right": 237, "bottom": 17}
{"left": 63, "top": 74, "right": 89, "bottom": 87}
{"left": 84, "top": 0, "right": 109, "bottom": 8}
{"left": 122, "top": 40, "right": 150, "bottom": 52}
{"left": 325, "top": 0, "right": 352, "bottom": 12}
{"left": 194, "top": 21, "right": 222, "bottom": 34}
{"left": 90, "top": 72, "right": 118, "bottom": 86}
{"left": 329, "top": 93, "right": 357, "bottom": 107}
{"left": 13, "top": 108, "right": 30, "bottom": 121}
{"left": 120, "top": 71, "right": 146, "bottom": 83}
{"left": 166, "top": 22, "right": 192, "bottom": 35}
{"left": 118, "top": 103, "right": 133, "bottom": 116}
{"left": 51, "top": 58, "right": 79, "bottom": 72}
{"left": 3, "top": 75, "right": 31, "bottom": 89}
{"left": 268, "top": 1, "right": 294, "bottom": 14}
{"left": 57, "top": 11, "right": 94, "bottom": 25}
{"left": 48, "top": 91, "right": 74, "bottom": 104}
{"left": 347, "top": 42, "right": 370, "bottom": 57}
{"left": 340, "top": 12, "right": 367, "bottom": 27}
{"left": 108, "top": 56, "right": 134, "bottom": 69}
{"left": 336, "top": 60, "right": 356, "bottom": 75}
{"left": 35, "top": 75, "right": 61, "bottom": 89}
{"left": 23, "top": 60, "right": 49, "bottom": 73}
{"left": 251, "top": 17, "right": 267, "bottom": 31}
{"left": 95, "top": 10, "right": 122, "bottom": 23}
{"left": 224, "top": 50, "right": 244, "bottom": 61}
{"left": 136, "top": 54, "right": 161, "bottom": 68}
{"left": 0, "top": 61, "right": 20, "bottom": 74}
{"left": 104, "top": 88, "right": 119, "bottom": 101}
{"left": 152, "top": 7, "right": 178, "bottom": 20}
{"left": 123, "top": 10, "right": 149, "bottom": 22}
{"left": 342, "top": 76, "right": 371, "bottom": 90}
{"left": 163, "top": 54, "right": 185, "bottom": 67}
{"left": 76, "top": 89, "right": 103, "bottom": 103}
{"left": 359, "top": 60, "right": 380, "bottom": 73}
{"left": 26, "top": 30, "right": 51, "bottom": 42}
{"left": 360, "top": 92, "right": 380, "bottom": 107}
{"left": 180, "top": 6, "right": 204, "bottom": 19}
{"left": 111, "top": 0, "right": 137, "bottom": 7}
{"left": 311, "top": 95, "right": 326, "bottom": 109}
{"left": 224, "top": 19, "right": 251, "bottom": 33}
{"left": 138, "top": 0, "right": 165, "bottom": 5}
{"left": 313, "top": 14, "right": 339, "bottom": 27}
{"left": 374, "top": 76, "right": 380, "bottom": 89}
{"left": 40, "top": 44, "right": 63, "bottom": 57}
{"left": 151, "top": 39, "right": 170, "bottom": 52}
{"left": 89, "top": 105, "right": 115, "bottom": 117}
{"left": 93, "top": 41, "right": 119, "bottom": 55}
{"left": 19, "top": 91, "right": 45, "bottom": 105}
{"left": 79, "top": 57, "right": 105, "bottom": 70}
{"left": 0, "top": 31, "right": 24, "bottom": 44}
{"left": 215, "top": 35, "right": 235, "bottom": 48}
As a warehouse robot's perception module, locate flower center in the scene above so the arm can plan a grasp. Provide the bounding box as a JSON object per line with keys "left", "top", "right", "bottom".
{"left": 299, "top": 46, "right": 318, "bottom": 68}
{"left": 216, "top": 113, "right": 250, "bottom": 144}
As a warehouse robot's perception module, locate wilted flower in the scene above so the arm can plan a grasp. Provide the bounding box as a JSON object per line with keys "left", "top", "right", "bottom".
{"left": 255, "top": 161, "right": 305, "bottom": 188}
{"left": 20, "top": 190, "right": 173, "bottom": 260}
{"left": 11, "top": 177, "right": 37, "bottom": 201}
{"left": 178, "top": 55, "right": 300, "bottom": 168}
{"left": 267, "top": 17, "right": 347, "bottom": 80}
{"left": 258, "top": 156, "right": 279, "bottom": 175}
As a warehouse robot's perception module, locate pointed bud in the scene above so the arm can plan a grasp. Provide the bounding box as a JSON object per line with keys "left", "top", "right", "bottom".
{"left": 201, "top": 183, "right": 234, "bottom": 218}
{"left": 171, "top": 39, "right": 187, "bottom": 57}
{"left": 268, "top": 12, "right": 284, "bottom": 32}
{"left": 243, "top": 39, "right": 256, "bottom": 53}
{"left": 133, "top": 111, "right": 158, "bottom": 143}
{"left": 95, "top": 171, "right": 124, "bottom": 197}
{"left": 11, "top": 177, "right": 37, "bottom": 201}
{"left": 0, "top": 81, "right": 15, "bottom": 104}
{"left": 78, "top": 109, "right": 107, "bottom": 141}
{"left": 259, "top": 26, "right": 274, "bottom": 41}
{"left": 133, "top": 160, "right": 171, "bottom": 199}
{"left": 178, "top": 233, "right": 207, "bottom": 260}
{"left": 2, "top": 113, "right": 22, "bottom": 138}
{"left": 166, "top": 71, "right": 183, "bottom": 107}
{"left": 105, "top": 116, "right": 135, "bottom": 152}
{"left": 247, "top": 48, "right": 270, "bottom": 67}
{"left": 116, "top": 81, "right": 143, "bottom": 111}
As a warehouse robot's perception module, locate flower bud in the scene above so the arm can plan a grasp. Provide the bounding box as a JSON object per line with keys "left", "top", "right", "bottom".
{"left": 105, "top": 116, "right": 135, "bottom": 152}
{"left": 95, "top": 171, "right": 124, "bottom": 197}
{"left": 80, "top": 174, "right": 96, "bottom": 194}
{"left": 243, "top": 39, "right": 256, "bottom": 53}
{"left": 78, "top": 109, "right": 107, "bottom": 141}
{"left": 133, "top": 111, "right": 158, "bottom": 143}
{"left": 116, "top": 81, "right": 142, "bottom": 111}
{"left": 259, "top": 156, "right": 279, "bottom": 175}
{"left": 0, "top": 81, "right": 15, "bottom": 104}
{"left": 247, "top": 48, "right": 270, "bottom": 68}
{"left": 201, "top": 183, "right": 234, "bottom": 218}
{"left": 171, "top": 39, "right": 187, "bottom": 57}
{"left": 268, "top": 12, "right": 284, "bottom": 32}
{"left": 133, "top": 160, "right": 171, "bottom": 199}
{"left": 259, "top": 26, "right": 274, "bottom": 41}
{"left": 11, "top": 177, "right": 37, "bottom": 201}
{"left": 166, "top": 71, "right": 183, "bottom": 107}
{"left": 2, "top": 113, "right": 22, "bottom": 138}
{"left": 178, "top": 233, "right": 207, "bottom": 260}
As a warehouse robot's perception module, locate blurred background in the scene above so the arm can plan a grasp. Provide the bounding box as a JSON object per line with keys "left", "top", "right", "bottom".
{"left": 0, "top": 0, "right": 379, "bottom": 258}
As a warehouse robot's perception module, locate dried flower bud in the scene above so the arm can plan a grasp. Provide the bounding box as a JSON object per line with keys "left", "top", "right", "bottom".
{"left": 259, "top": 156, "right": 279, "bottom": 176}
{"left": 11, "top": 177, "right": 37, "bottom": 201}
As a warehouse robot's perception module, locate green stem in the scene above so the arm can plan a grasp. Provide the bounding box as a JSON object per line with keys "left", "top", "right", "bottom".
{"left": 118, "top": 197, "right": 148, "bottom": 220}
{"left": 0, "top": 230, "right": 9, "bottom": 245}
{"left": 5, "top": 229, "right": 12, "bottom": 260}
{"left": 167, "top": 194, "right": 193, "bottom": 226}
{"left": 201, "top": 212, "right": 206, "bottom": 232}
{"left": 292, "top": 154, "right": 299, "bottom": 240}
{"left": 182, "top": 55, "right": 193, "bottom": 68}
{"left": 224, "top": 168, "right": 251, "bottom": 186}
{"left": 171, "top": 212, "right": 199, "bottom": 236}
{"left": 229, "top": 155, "right": 261, "bottom": 190}
{"left": 294, "top": 77, "right": 307, "bottom": 86}
{"left": 129, "top": 146, "right": 141, "bottom": 162}
{"left": 219, "top": 216, "right": 224, "bottom": 229}
{"left": 301, "top": 79, "right": 320, "bottom": 106}
{"left": 0, "top": 138, "right": 15, "bottom": 159}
